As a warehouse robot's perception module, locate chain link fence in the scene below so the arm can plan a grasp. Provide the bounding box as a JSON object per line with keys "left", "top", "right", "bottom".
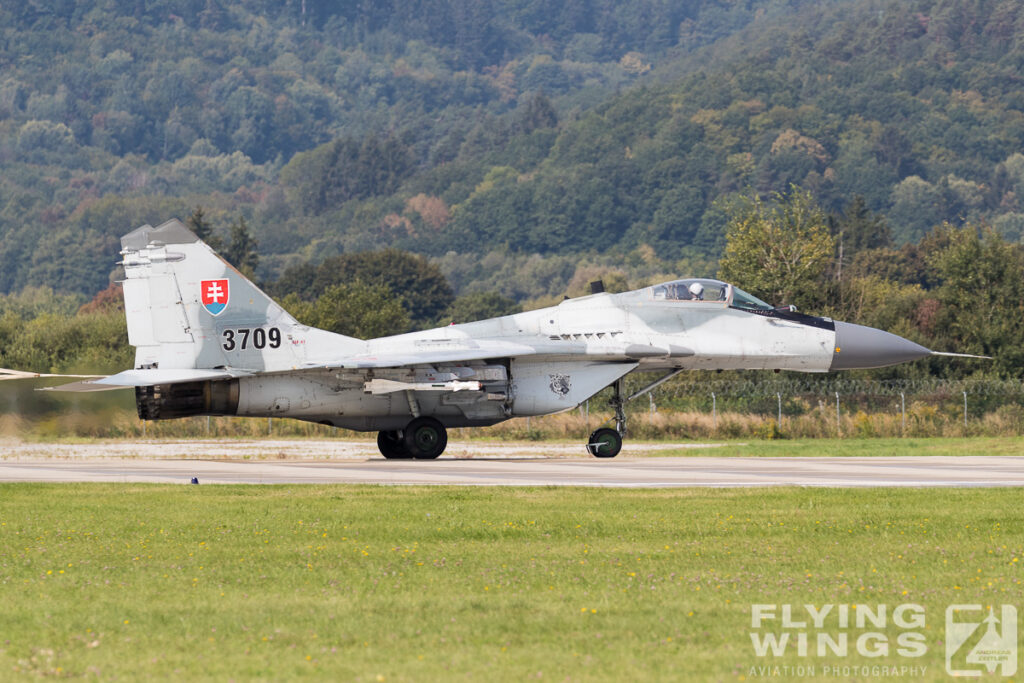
{"left": 643, "top": 376, "right": 1024, "bottom": 398}
{"left": 3, "top": 376, "right": 1024, "bottom": 440}
{"left": 567, "top": 375, "right": 1024, "bottom": 439}
{"left": 620, "top": 376, "right": 1024, "bottom": 410}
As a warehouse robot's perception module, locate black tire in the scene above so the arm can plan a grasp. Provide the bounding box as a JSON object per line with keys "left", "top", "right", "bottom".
{"left": 587, "top": 427, "right": 622, "bottom": 458}
{"left": 403, "top": 417, "right": 448, "bottom": 459}
{"left": 377, "top": 430, "right": 411, "bottom": 459}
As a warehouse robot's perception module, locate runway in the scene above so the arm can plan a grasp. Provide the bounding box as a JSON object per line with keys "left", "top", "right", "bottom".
{"left": 4, "top": 454, "right": 1024, "bottom": 487}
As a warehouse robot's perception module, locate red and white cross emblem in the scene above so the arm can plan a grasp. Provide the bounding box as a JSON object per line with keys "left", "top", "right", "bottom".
{"left": 200, "top": 279, "right": 229, "bottom": 315}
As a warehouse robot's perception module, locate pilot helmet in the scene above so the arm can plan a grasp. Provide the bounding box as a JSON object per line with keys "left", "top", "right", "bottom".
{"left": 688, "top": 282, "right": 704, "bottom": 298}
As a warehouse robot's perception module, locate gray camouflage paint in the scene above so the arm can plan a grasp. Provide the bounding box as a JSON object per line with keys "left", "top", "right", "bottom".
{"left": 85, "top": 218, "right": 933, "bottom": 431}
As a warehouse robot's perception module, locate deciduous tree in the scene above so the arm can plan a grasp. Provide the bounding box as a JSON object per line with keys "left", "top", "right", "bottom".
{"left": 281, "top": 282, "right": 410, "bottom": 339}
{"left": 717, "top": 187, "right": 834, "bottom": 309}
{"left": 926, "top": 224, "right": 1024, "bottom": 374}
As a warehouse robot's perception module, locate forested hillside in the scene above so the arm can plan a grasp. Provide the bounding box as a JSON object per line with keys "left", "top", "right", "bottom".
{"left": 2, "top": 0, "right": 1024, "bottom": 334}
{"left": 1, "top": 0, "right": 818, "bottom": 293}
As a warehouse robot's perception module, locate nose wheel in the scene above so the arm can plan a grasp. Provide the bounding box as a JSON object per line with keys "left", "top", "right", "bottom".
{"left": 587, "top": 427, "right": 622, "bottom": 457}
{"left": 585, "top": 379, "right": 627, "bottom": 458}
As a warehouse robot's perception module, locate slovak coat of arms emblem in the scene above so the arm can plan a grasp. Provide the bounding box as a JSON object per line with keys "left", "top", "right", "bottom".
{"left": 201, "top": 279, "right": 230, "bottom": 316}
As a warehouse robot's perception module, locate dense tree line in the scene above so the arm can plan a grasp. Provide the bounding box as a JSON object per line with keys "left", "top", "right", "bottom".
{"left": 2, "top": 0, "right": 779, "bottom": 293}
{"left": 15, "top": 0, "right": 1024, "bottom": 294}
{"left": 717, "top": 187, "right": 1023, "bottom": 378}
{"left": 3, "top": 0, "right": 1024, "bottom": 380}
{"left": 5, "top": 187, "right": 1019, "bottom": 382}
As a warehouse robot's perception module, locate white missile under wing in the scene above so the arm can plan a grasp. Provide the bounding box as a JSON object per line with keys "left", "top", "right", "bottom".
{"left": 0, "top": 219, "right": 985, "bottom": 459}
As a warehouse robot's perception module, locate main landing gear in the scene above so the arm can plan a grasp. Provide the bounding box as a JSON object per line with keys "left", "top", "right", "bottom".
{"left": 377, "top": 416, "right": 448, "bottom": 460}
{"left": 585, "top": 369, "right": 686, "bottom": 458}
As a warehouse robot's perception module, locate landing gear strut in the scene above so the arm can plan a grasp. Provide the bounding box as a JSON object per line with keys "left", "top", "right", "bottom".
{"left": 584, "top": 370, "right": 686, "bottom": 458}
{"left": 586, "top": 380, "right": 626, "bottom": 458}
{"left": 611, "top": 379, "right": 627, "bottom": 437}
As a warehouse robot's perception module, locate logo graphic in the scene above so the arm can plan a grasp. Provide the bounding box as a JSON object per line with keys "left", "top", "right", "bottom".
{"left": 946, "top": 605, "right": 1017, "bottom": 676}
{"left": 201, "top": 279, "right": 229, "bottom": 316}
{"left": 548, "top": 374, "right": 571, "bottom": 397}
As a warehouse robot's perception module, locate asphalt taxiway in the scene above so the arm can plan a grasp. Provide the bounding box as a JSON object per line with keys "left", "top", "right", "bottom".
{"left": 4, "top": 454, "right": 1024, "bottom": 487}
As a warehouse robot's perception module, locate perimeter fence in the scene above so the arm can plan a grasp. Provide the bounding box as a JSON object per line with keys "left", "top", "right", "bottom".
{"left": 2, "top": 376, "right": 1024, "bottom": 440}
{"left": 556, "top": 376, "right": 1024, "bottom": 440}
{"left": 647, "top": 376, "right": 1023, "bottom": 411}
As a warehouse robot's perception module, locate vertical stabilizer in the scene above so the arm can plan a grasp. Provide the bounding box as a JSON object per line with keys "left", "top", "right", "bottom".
{"left": 120, "top": 219, "right": 363, "bottom": 372}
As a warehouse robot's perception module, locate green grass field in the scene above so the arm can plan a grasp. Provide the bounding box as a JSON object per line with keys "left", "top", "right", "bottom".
{"left": 668, "top": 436, "right": 1024, "bottom": 458}
{"left": 1, "top": 485, "right": 1021, "bottom": 680}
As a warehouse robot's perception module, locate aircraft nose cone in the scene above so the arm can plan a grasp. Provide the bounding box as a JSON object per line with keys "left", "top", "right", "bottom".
{"left": 830, "top": 321, "right": 931, "bottom": 370}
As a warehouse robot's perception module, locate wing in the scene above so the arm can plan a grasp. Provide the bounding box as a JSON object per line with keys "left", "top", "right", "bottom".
{"left": 306, "top": 339, "right": 572, "bottom": 369}
{"left": 22, "top": 339, "right": 693, "bottom": 392}
{"left": 296, "top": 339, "right": 692, "bottom": 370}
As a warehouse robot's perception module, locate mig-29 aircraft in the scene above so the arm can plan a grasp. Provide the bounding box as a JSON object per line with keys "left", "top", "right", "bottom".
{"left": 0, "top": 219, "right": 979, "bottom": 459}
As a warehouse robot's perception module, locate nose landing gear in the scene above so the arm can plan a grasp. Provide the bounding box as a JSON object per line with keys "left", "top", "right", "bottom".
{"left": 587, "top": 379, "right": 626, "bottom": 457}
{"left": 584, "top": 369, "right": 686, "bottom": 458}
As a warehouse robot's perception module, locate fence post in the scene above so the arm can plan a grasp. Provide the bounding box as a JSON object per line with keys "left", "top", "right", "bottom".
{"left": 649, "top": 393, "right": 655, "bottom": 415}
{"left": 776, "top": 392, "right": 782, "bottom": 430}
{"left": 207, "top": 415, "right": 211, "bottom": 436}
{"left": 268, "top": 417, "right": 272, "bottom": 436}
{"left": 900, "top": 392, "right": 906, "bottom": 436}
{"left": 835, "top": 392, "right": 841, "bottom": 437}
{"left": 963, "top": 390, "right": 968, "bottom": 427}
{"left": 712, "top": 392, "right": 717, "bottom": 432}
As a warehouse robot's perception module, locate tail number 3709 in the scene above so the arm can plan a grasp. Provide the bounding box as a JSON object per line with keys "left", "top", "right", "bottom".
{"left": 222, "top": 327, "right": 282, "bottom": 351}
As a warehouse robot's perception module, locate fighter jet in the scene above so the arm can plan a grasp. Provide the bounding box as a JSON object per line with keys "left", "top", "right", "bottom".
{"left": 1, "top": 219, "right": 980, "bottom": 459}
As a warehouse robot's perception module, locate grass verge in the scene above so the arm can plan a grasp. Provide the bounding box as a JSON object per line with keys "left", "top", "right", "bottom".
{"left": 1, "top": 486, "right": 1021, "bottom": 681}
{"left": 663, "top": 436, "right": 1024, "bottom": 458}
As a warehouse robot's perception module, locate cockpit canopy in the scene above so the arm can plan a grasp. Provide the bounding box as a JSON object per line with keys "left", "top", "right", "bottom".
{"left": 650, "top": 278, "right": 773, "bottom": 311}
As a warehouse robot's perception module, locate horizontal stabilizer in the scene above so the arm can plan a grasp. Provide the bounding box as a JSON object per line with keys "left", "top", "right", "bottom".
{"left": 38, "top": 380, "right": 129, "bottom": 393}
{"left": 41, "top": 368, "right": 249, "bottom": 392}
{"left": 0, "top": 368, "right": 102, "bottom": 382}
